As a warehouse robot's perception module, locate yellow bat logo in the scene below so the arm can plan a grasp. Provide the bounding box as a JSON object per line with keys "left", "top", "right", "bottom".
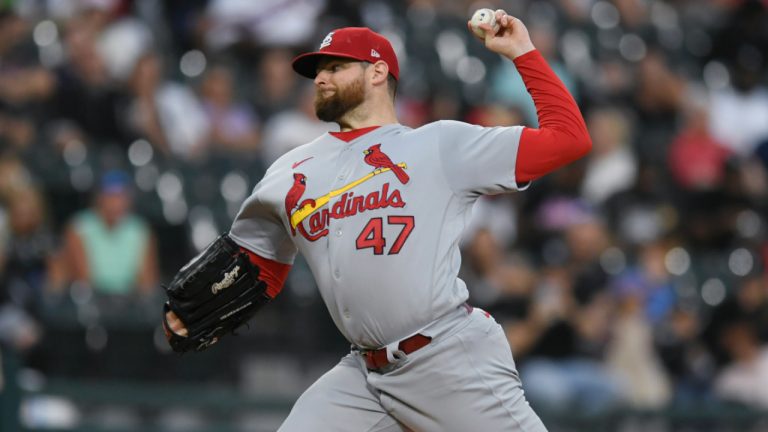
{"left": 290, "top": 163, "right": 407, "bottom": 229}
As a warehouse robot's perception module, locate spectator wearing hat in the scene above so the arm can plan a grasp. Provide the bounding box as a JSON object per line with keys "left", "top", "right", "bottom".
{"left": 60, "top": 170, "right": 158, "bottom": 296}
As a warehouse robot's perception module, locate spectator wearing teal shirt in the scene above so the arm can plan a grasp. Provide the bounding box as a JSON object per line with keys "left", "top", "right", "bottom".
{"left": 62, "top": 170, "right": 158, "bottom": 296}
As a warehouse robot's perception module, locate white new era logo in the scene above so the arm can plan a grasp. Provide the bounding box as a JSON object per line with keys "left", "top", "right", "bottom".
{"left": 370, "top": 49, "right": 380, "bottom": 58}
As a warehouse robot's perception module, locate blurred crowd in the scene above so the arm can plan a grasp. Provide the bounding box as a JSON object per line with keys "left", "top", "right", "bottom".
{"left": 1, "top": 0, "right": 768, "bottom": 421}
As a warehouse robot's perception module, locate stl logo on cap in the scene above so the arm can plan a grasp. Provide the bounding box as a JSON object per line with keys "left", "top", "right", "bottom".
{"left": 320, "top": 32, "right": 334, "bottom": 49}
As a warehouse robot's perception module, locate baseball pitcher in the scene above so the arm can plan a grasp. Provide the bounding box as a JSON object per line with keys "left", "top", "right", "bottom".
{"left": 162, "top": 10, "right": 591, "bottom": 431}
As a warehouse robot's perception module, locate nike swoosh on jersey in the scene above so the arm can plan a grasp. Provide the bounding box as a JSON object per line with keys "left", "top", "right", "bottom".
{"left": 292, "top": 157, "right": 314, "bottom": 169}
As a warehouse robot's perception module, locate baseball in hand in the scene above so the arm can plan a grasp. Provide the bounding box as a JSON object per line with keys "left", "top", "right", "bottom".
{"left": 470, "top": 8, "right": 500, "bottom": 39}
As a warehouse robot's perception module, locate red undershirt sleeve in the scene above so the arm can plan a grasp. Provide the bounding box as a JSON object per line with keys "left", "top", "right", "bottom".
{"left": 513, "top": 50, "right": 592, "bottom": 183}
{"left": 240, "top": 247, "right": 292, "bottom": 299}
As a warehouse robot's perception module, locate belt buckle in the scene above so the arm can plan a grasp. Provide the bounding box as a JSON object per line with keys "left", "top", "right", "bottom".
{"left": 362, "top": 339, "right": 406, "bottom": 371}
{"left": 384, "top": 340, "right": 406, "bottom": 363}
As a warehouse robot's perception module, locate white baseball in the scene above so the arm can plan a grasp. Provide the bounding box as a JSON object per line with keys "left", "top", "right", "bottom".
{"left": 470, "top": 8, "right": 500, "bottom": 39}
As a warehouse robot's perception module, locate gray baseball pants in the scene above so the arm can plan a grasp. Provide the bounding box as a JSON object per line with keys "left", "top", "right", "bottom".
{"left": 278, "top": 305, "right": 548, "bottom": 432}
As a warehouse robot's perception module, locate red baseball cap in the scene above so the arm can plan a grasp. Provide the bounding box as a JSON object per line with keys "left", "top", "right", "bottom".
{"left": 292, "top": 27, "right": 399, "bottom": 81}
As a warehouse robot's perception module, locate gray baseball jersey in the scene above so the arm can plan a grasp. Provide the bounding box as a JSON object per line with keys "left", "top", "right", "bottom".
{"left": 230, "top": 120, "right": 546, "bottom": 431}
{"left": 230, "top": 121, "right": 527, "bottom": 349}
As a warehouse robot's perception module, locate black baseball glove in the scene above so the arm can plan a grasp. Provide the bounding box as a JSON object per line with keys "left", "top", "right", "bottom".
{"left": 162, "top": 233, "right": 270, "bottom": 352}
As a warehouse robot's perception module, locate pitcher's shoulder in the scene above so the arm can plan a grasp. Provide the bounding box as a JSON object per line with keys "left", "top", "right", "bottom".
{"left": 397, "top": 120, "right": 479, "bottom": 145}
{"left": 391, "top": 121, "right": 456, "bottom": 139}
{"left": 413, "top": 120, "right": 474, "bottom": 135}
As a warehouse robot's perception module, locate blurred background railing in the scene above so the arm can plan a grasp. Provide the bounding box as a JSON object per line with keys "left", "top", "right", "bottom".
{"left": 1, "top": 0, "right": 768, "bottom": 430}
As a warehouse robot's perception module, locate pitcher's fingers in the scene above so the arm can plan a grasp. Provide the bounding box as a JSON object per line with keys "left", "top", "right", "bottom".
{"left": 478, "top": 23, "right": 492, "bottom": 32}
{"left": 166, "top": 310, "right": 189, "bottom": 336}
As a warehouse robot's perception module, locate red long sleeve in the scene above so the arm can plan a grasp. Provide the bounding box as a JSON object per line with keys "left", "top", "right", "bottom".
{"left": 240, "top": 247, "right": 292, "bottom": 299}
{"left": 513, "top": 50, "right": 591, "bottom": 183}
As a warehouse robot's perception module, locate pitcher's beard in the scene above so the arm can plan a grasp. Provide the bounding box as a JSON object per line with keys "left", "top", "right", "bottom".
{"left": 315, "top": 78, "right": 366, "bottom": 123}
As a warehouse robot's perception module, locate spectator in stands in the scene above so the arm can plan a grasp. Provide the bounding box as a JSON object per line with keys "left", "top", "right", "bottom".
{"left": 0, "top": 185, "right": 43, "bottom": 395}
{"left": 656, "top": 307, "right": 715, "bottom": 406}
{"left": 580, "top": 107, "right": 637, "bottom": 205}
{"left": 1, "top": 185, "right": 63, "bottom": 312}
{"left": 0, "top": 156, "right": 33, "bottom": 206}
{"left": 713, "top": 320, "right": 768, "bottom": 409}
{"left": 705, "top": 1, "right": 768, "bottom": 157}
{"left": 632, "top": 49, "right": 686, "bottom": 164}
{"left": 202, "top": 0, "right": 325, "bottom": 51}
{"left": 261, "top": 83, "right": 336, "bottom": 164}
{"left": 462, "top": 193, "right": 519, "bottom": 251}
{"left": 668, "top": 90, "right": 732, "bottom": 191}
{"left": 0, "top": 186, "right": 44, "bottom": 431}
{"left": 460, "top": 227, "right": 527, "bottom": 308}
{"left": 610, "top": 241, "right": 677, "bottom": 325}
{"left": 0, "top": 9, "right": 54, "bottom": 155}
{"left": 604, "top": 163, "right": 674, "bottom": 246}
{"left": 0, "top": 10, "right": 56, "bottom": 111}
{"left": 517, "top": 265, "right": 623, "bottom": 414}
{"left": 708, "top": 274, "right": 768, "bottom": 350}
{"left": 61, "top": 170, "right": 158, "bottom": 297}
{"left": 708, "top": 50, "right": 768, "bottom": 157}
{"left": 49, "top": 25, "right": 123, "bottom": 144}
{"left": 251, "top": 48, "right": 303, "bottom": 120}
{"left": 735, "top": 275, "right": 768, "bottom": 343}
{"left": 516, "top": 218, "right": 625, "bottom": 414}
{"left": 606, "top": 250, "right": 673, "bottom": 409}
{"left": 0, "top": 113, "right": 35, "bottom": 153}
{"left": 125, "top": 52, "right": 210, "bottom": 160}
{"left": 199, "top": 64, "right": 260, "bottom": 157}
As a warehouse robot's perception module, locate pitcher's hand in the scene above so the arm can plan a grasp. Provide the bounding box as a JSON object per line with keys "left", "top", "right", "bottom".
{"left": 164, "top": 310, "right": 188, "bottom": 337}
{"left": 468, "top": 10, "right": 535, "bottom": 60}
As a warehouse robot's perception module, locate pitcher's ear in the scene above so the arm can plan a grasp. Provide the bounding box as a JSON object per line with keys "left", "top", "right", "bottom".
{"left": 370, "top": 60, "right": 390, "bottom": 85}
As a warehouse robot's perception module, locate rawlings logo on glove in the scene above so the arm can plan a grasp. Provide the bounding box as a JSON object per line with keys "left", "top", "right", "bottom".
{"left": 212, "top": 265, "right": 240, "bottom": 294}
{"left": 162, "top": 234, "right": 270, "bottom": 353}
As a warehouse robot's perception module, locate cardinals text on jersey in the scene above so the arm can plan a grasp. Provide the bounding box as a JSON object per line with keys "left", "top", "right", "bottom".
{"left": 283, "top": 144, "right": 410, "bottom": 244}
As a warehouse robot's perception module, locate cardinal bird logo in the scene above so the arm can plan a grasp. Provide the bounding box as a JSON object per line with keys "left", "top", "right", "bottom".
{"left": 284, "top": 173, "right": 323, "bottom": 240}
{"left": 363, "top": 144, "right": 409, "bottom": 184}
{"left": 285, "top": 173, "right": 308, "bottom": 235}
